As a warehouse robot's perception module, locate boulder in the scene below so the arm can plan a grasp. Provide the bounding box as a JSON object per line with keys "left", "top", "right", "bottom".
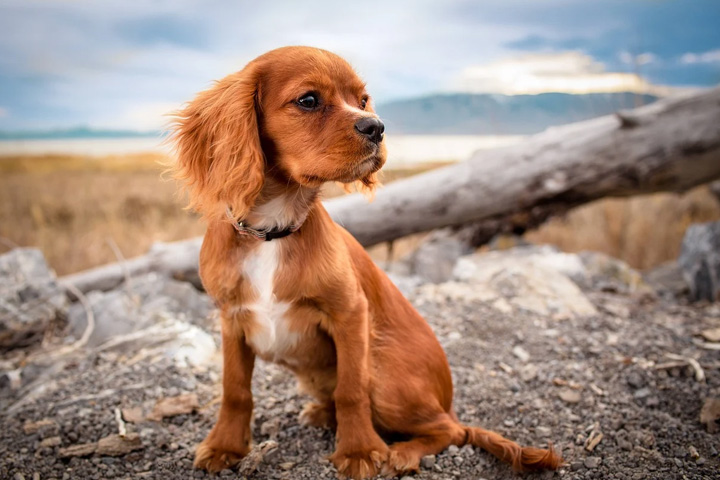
{"left": 68, "top": 272, "right": 213, "bottom": 347}
{"left": 67, "top": 272, "right": 217, "bottom": 368}
{"left": 0, "top": 248, "right": 68, "bottom": 350}
{"left": 680, "top": 221, "right": 720, "bottom": 301}
{"left": 421, "top": 246, "right": 598, "bottom": 318}
{"left": 410, "top": 229, "right": 473, "bottom": 283}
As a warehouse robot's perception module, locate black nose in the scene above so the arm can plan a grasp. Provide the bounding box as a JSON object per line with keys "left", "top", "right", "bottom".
{"left": 354, "top": 117, "right": 385, "bottom": 144}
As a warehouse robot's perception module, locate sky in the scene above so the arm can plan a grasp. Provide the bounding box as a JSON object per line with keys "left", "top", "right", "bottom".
{"left": 0, "top": 0, "right": 719, "bottom": 131}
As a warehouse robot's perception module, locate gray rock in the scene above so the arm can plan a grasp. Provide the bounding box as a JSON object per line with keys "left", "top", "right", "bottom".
{"left": 420, "top": 454, "right": 436, "bottom": 469}
{"left": 643, "top": 261, "right": 688, "bottom": 298}
{"left": 584, "top": 457, "right": 601, "bottom": 469}
{"left": 68, "top": 272, "right": 213, "bottom": 348}
{"left": 66, "top": 273, "right": 216, "bottom": 368}
{"left": 679, "top": 221, "right": 720, "bottom": 301}
{"left": 0, "top": 248, "right": 68, "bottom": 350}
{"left": 411, "top": 229, "right": 473, "bottom": 283}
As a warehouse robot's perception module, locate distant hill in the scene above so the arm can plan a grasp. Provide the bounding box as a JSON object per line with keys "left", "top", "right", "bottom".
{"left": 376, "top": 92, "right": 659, "bottom": 135}
{"left": 0, "top": 127, "right": 160, "bottom": 141}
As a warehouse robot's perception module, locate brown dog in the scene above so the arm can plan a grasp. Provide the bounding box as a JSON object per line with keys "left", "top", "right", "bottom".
{"left": 171, "top": 46, "right": 561, "bottom": 479}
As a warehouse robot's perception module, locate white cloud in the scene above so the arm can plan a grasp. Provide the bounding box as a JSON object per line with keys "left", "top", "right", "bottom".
{"left": 0, "top": 107, "right": 7, "bottom": 118}
{"left": 619, "top": 51, "right": 657, "bottom": 66}
{"left": 680, "top": 49, "right": 720, "bottom": 64}
{"left": 454, "top": 51, "right": 665, "bottom": 95}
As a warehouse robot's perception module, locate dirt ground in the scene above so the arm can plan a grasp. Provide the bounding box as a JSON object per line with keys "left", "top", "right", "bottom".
{"left": 1, "top": 269, "right": 719, "bottom": 480}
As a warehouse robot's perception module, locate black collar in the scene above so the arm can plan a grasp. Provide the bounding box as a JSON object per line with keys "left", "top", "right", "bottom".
{"left": 226, "top": 207, "right": 301, "bottom": 241}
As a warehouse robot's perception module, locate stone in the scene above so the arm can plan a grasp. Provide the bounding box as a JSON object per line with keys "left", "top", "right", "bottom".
{"left": 644, "top": 261, "right": 688, "bottom": 298}
{"left": 558, "top": 389, "right": 582, "bottom": 404}
{"left": 679, "top": 221, "right": 720, "bottom": 301}
{"left": 584, "top": 457, "right": 601, "bottom": 469}
{"left": 411, "top": 229, "right": 473, "bottom": 283}
{"left": 59, "top": 442, "right": 98, "bottom": 458}
{"left": 96, "top": 433, "right": 143, "bottom": 456}
{"left": 0, "top": 248, "right": 68, "bottom": 350}
{"left": 67, "top": 273, "right": 217, "bottom": 368}
{"left": 146, "top": 394, "right": 199, "bottom": 421}
{"left": 420, "top": 454, "right": 436, "bottom": 469}
{"left": 67, "top": 272, "right": 213, "bottom": 348}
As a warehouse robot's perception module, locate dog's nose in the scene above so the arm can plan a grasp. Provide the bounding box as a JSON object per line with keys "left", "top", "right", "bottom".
{"left": 354, "top": 117, "right": 385, "bottom": 144}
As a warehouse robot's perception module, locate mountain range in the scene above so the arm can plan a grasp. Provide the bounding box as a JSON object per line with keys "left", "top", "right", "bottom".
{"left": 375, "top": 92, "right": 659, "bottom": 135}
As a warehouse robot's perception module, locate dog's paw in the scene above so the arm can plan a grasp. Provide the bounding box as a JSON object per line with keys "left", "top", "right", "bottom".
{"left": 330, "top": 445, "right": 388, "bottom": 479}
{"left": 380, "top": 445, "right": 421, "bottom": 477}
{"left": 299, "top": 402, "right": 336, "bottom": 430}
{"left": 194, "top": 440, "right": 248, "bottom": 473}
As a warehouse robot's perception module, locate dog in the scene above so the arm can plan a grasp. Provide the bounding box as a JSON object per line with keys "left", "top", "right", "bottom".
{"left": 171, "top": 46, "right": 562, "bottom": 479}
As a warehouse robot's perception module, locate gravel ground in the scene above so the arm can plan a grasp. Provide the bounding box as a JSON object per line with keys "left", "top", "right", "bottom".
{"left": 1, "top": 275, "right": 719, "bottom": 480}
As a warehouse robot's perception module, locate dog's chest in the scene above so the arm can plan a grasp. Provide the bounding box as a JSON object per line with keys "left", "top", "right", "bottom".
{"left": 241, "top": 241, "right": 297, "bottom": 360}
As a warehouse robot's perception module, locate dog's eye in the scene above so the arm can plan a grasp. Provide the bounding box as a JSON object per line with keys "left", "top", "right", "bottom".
{"left": 297, "top": 93, "right": 319, "bottom": 110}
{"left": 360, "top": 97, "right": 368, "bottom": 110}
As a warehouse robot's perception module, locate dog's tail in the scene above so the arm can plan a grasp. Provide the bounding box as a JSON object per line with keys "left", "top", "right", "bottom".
{"left": 461, "top": 425, "right": 562, "bottom": 472}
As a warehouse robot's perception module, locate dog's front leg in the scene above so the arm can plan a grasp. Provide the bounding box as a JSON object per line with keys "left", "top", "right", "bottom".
{"left": 195, "top": 315, "right": 255, "bottom": 472}
{"left": 329, "top": 297, "right": 389, "bottom": 479}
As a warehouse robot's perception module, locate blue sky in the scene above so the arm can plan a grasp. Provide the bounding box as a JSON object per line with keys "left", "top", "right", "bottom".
{"left": 0, "top": 0, "right": 718, "bottom": 131}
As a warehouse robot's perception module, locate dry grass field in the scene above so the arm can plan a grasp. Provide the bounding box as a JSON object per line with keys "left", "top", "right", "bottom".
{"left": 1, "top": 152, "right": 719, "bottom": 276}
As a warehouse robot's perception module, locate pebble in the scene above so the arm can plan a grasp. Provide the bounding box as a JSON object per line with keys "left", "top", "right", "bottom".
{"left": 584, "top": 457, "right": 601, "bottom": 469}
{"left": 420, "top": 454, "right": 436, "bottom": 469}
{"left": 559, "top": 389, "right": 582, "bottom": 404}
{"left": 447, "top": 445, "right": 460, "bottom": 456}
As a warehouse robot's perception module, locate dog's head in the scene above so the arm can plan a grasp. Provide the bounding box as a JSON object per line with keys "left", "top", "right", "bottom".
{"left": 171, "top": 46, "right": 386, "bottom": 221}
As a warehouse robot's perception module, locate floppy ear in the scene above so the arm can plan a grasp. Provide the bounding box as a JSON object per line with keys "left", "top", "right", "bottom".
{"left": 171, "top": 63, "right": 264, "bottom": 222}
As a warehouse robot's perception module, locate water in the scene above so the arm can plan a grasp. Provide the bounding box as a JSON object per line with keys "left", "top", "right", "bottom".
{"left": 0, "top": 134, "right": 525, "bottom": 167}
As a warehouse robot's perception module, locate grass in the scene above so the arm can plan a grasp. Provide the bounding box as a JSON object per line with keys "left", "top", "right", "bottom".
{"left": 1, "top": 153, "right": 718, "bottom": 276}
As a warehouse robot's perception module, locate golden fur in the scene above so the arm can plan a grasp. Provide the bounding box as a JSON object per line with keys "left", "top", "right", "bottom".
{"left": 171, "top": 46, "right": 562, "bottom": 479}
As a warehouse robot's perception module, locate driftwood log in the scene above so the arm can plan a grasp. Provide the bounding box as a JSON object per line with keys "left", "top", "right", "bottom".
{"left": 62, "top": 87, "right": 720, "bottom": 293}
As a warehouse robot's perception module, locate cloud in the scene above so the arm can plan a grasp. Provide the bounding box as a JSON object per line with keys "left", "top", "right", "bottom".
{"left": 681, "top": 49, "right": 720, "bottom": 64}
{"left": 454, "top": 51, "right": 665, "bottom": 95}
{"left": 619, "top": 51, "right": 658, "bottom": 66}
{"left": 0, "top": 107, "right": 7, "bottom": 118}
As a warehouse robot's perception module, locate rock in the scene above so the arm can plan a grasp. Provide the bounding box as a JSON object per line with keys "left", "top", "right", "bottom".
{"left": 558, "top": 389, "right": 582, "bottom": 404}
{"left": 96, "top": 433, "right": 143, "bottom": 456}
{"left": 443, "top": 246, "right": 597, "bottom": 318}
{"left": 411, "top": 229, "right": 473, "bottom": 283}
{"left": 67, "top": 272, "right": 214, "bottom": 348}
{"left": 0, "top": 248, "right": 68, "bottom": 350}
{"left": 121, "top": 407, "right": 145, "bottom": 424}
{"left": 59, "top": 442, "right": 98, "bottom": 458}
{"left": 578, "top": 251, "right": 645, "bottom": 293}
{"left": 700, "top": 327, "right": 720, "bottom": 343}
{"left": 644, "top": 261, "right": 689, "bottom": 298}
{"left": 512, "top": 346, "right": 530, "bottom": 362}
{"left": 67, "top": 274, "right": 217, "bottom": 368}
{"left": 584, "top": 456, "right": 601, "bottom": 469}
{"left": 23, "top": 418, "right": 58, "bottom": 436}
{"left": 239, "top": 440, "right": 279, "bottom": 475}
{"left": 679, "top": 221, "right": 720, "bottom": 301}
{"left": 420, "top": 454, "right": 436, "bottom": 469}
{"left": 700, "top": 397, "right": 720, "bottom": 433}
{"left": 39, "top": 436, "right": 62, "bottom": 448}
{"left": 147, "top": 394, "right": 199, "bottom": 421}
{"left": 447, "top": 444, "right": 460, "bottom": 455}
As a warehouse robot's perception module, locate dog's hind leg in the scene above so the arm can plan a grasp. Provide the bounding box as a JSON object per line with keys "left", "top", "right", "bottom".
{"left": 381, "top": 414, "right": 466, "bottom": 476}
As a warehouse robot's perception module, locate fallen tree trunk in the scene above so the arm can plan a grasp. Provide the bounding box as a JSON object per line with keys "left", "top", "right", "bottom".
{"left": 62, "top": 88, "right": 720, "bottom": 293}
{"left": 328, "top": 87, "right": 720, "bottom": 246}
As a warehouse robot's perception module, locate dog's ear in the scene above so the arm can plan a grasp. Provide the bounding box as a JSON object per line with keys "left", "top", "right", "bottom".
{"left": 171, "top": 63, "right": 264, "bottom": 221}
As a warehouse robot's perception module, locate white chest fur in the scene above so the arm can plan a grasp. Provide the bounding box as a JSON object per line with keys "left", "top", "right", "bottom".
{"left": 242, "top": 241, "right": 296, "bottom": 359}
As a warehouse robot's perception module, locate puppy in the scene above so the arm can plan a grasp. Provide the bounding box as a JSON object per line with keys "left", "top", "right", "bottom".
{"left": 171, "top": 46, "right": 561, "bottom": 479}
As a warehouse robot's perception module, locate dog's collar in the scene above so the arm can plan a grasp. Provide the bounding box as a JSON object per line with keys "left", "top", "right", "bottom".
{"left": 225, "top": 207, "right": 302, "bottom": 241}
